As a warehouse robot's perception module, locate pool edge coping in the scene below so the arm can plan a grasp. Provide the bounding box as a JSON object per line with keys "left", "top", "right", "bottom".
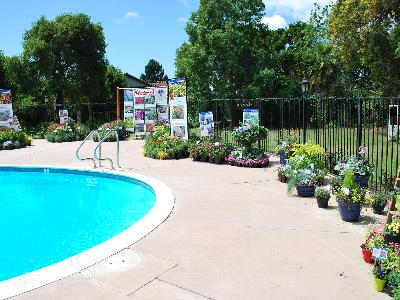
{"left": 0, "top": 166, "right": 175, "bottom": 300}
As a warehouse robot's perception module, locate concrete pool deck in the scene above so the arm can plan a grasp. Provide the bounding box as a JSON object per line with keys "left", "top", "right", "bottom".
{"left": 0, "top": 139, "right": 390, "bottom": 299}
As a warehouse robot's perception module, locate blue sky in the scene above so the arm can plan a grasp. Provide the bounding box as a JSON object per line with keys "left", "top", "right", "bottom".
{"left": 0, "top": 0, "right": 330, "bottom": 78}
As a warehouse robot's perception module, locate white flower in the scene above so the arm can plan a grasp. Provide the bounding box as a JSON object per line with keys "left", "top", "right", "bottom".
{"left": 298, "top": 155, "right": 304, "bottom": 161}
{"left": 325, "top": 184, "right": 332, "bottom": 192}
{"left": 343, "top": 187, "right": 350, "bottom": 196}
{"left": 214, "top": 142, "right": 220, "bottom": 146}
{"left": 3, "top": 141, "right": 12, "bottom": 147}
{"left": 304, "top": 169, "right": 312, "bottom": 175}
{"left": 196, "top": 141, "right": 200, "bottom": 145}
{"left": 310, "top": 163, "right": 314, "bottom": 170}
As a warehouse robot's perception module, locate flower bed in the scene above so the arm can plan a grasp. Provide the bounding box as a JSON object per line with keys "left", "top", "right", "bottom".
{"left": 189, "top": 139, "right": 233, "bottom": 164}
{"left": 0, "top": 128, "right": 32, "bottom": 150}
{"left": 143, "top": 125, "right": 189, "bottom": 160}
{"left": 226, "top": 153, "right": 269, "bottom": 168}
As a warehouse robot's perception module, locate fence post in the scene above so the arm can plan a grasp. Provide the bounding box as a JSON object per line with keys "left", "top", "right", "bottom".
{"left": 357, "top": 97, "right": 363, "bottom": 150}
{"left": 303, "top": 95, "right": 307, "bottom": 143}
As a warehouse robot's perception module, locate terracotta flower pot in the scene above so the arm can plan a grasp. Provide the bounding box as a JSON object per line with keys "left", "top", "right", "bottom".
{"left": 362, "top": 249, "right": 374, "bottom": 264}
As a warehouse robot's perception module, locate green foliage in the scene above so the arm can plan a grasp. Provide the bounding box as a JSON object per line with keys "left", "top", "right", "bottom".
{"left": 143, "top": 125, "right": 189, "bottom": 160}
{"left": 275, "top": 129, "right": 299, "bottom": 153}
{"left": 44, "top": 121, "right": 90, "bottom": 143}
{"left": 93, "top": 120, "right": 126, "bottom": 142}
{"left": 287, "top": 171, "right": 315, "bottom": 193}
{"left": 105, "top": 64, "right": 127, "bottom": 102}
{"left": 23, "top": 13, "right": 107, "bottom": 109}
{"left": 315, "top": 187, "right": 330, "bottom": 200}
{"left": 232, "top": 125, "right": 268, "bottom": 149}
{"left": 288, "top": 141, "right": 325, "bottom": 170}
{"left": 388, "top": 270, "right": 400, "bottom": 290}
{"left": 0, "top": 128, "right": 32, "bottom": 150}
{"left": 140, "top": 59, "right": 168, "bottom": 83}
{"left": 366, "top": 191, "right": 391, "bottom": 206}
{"left": 189, "top": 139, "right": 232, "bottom": 160}
{"left": 332, "top": 170, "right": 366, "bottom": 203}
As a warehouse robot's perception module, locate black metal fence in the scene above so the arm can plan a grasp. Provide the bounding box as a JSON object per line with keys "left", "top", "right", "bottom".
{"left": 188, "top": 97, "right": 400, "bottom": 190}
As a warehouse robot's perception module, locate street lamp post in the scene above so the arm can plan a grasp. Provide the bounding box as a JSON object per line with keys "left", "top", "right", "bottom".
{"left": 300, "top": 78, "right": 310, "bottom": 143}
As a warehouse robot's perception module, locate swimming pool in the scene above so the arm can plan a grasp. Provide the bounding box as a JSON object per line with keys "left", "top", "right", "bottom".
{"left": 0, "top": 166, "right": 174, "bottom": 298}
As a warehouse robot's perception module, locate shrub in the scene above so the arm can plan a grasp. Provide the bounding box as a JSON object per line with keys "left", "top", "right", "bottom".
{"left": 143, "top": 125, "right": 189, "bottom": 160}
{"left": 44, "top": 120, "right": 90, "bottom": 143}
{"left": 315, "top": 186, "right": 330, "bottom": 200}
{"left": 0, "top": 128, "right": 32, "bottom": 150}
{"left": 94, "top": 120, "right": 126, "bottom": 142}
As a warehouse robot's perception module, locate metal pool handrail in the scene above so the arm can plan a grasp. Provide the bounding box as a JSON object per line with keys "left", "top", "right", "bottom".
{"left": 76, "top": 130, "right": 101, "bottom": 168}
{"left": 93, "top": 129, "right": 121, "bottom": 169}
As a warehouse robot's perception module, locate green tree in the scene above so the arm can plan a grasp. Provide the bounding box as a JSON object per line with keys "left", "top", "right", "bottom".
{"left": 175, "top": 0, "right": 267, "bottom": 99}
{"left": 105, "top": 64, "right": 127, "bottom": 102}
{"left": 328, "top": 0, "right": 400, "bottom": 95}
{"left": 0, "top": 51, "right": 7, "bottom": 88}
{"left": 140, "top": 59, "right": 168, "bottom": 83}
{"left": 23, "top": 13, "right": 107, "bottom": 110}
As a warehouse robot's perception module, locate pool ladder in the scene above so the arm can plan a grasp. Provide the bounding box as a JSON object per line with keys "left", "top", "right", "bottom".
{"left": 76, "top": 129, "right": 121, "bottom": 169}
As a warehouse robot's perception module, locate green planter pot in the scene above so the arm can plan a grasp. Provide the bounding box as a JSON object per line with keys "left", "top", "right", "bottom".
{"left": 374, "top": 277, "right": 386, "bottom": 292}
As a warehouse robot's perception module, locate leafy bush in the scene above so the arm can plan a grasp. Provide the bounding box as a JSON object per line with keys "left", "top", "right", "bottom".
{"left": 366, "top": 191, "right": 391, "bottom": 206}
{"left": 288, "top": 141, "right": 325, "bottom": 170}
{"left": 94, "top": 120, "right": 127, "bottom": 142}
{"left": 334, "top": 146, "right": 373, "bottom": 176}
{"left": 45, "top": 121, "right": 90, "bottom": 143}
{"left": 143, "top": 125, "right": 189, "bottom": 160}
{"left": 232, "top": 124, "right": 268, "bottom": 149}
{"left": 0, "top": 128, "right": 32, "bottom": 150}
{"left": 315, "top": 186, "right": 331, "bottom": 200}
{"left": 275, "top": 129, "right": 299, "bottom": 154}
{"left": 332, "top": 170, "right": 366, "bottom": 204}
{"left": 189, "top": 138, "right": 233, "bottom": 161}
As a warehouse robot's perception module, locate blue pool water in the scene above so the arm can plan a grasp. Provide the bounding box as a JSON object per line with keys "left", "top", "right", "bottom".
{"left": 0, "top": 167, "right": 156, "bottom": 282}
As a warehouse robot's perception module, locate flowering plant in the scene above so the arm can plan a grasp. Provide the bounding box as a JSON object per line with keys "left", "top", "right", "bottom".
{"left": 287, "top": 170, "right": 318, "bottom": 193}
{"left": 385, "top": 218, "right": 400, "bottom": 236}
{"left": 332, "top": 170, "right": 366, "bottom": 203}
{"left": 275, "top": 129, "right": 299, "bottom": 154}
{"left": 315, "top": 186, "right": 331, "bottom": 200}
{"left": 362, "top": 224, "right": 385, "bottom": 251}
{"left": 366, "top": 191, "right": 392, "bottom": 206}
{"left": 232, "top": 124, "right": 268, "bottom": 149}
{"left": 373, "top": 266, "right": 387, "bottom": 280}
{"left": 334, "top": 146, "right": 373, "bottom": 176}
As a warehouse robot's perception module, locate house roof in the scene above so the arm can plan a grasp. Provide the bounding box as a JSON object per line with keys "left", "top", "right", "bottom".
{"left": 124, "top": 73, "right": 150, "bottom": 88}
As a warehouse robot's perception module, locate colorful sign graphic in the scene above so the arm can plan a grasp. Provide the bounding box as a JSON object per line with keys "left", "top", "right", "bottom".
{"left": 243, "top": 108, "right": 259, "bottom": 126}
{"left": 199, "top": 111, "right": 214, "bottom": 137}
{"left": 169, "top": 78, "right": 188, "bottom": 140}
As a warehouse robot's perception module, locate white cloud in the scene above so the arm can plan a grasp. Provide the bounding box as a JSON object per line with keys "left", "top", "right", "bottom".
{"left": 124, "top": 11, "right": 140, "bottom": 19}
{"left": 178, "top": 17, "right": 188, "bottom": 23}
{"left": 261, "top": 15, "right": 288, "bottom": 29}
{"left": 263, "top": 0, "right": 331, "bottom": 21}
{"left": 178, "top": 0, "right": 189, "bottom": 7}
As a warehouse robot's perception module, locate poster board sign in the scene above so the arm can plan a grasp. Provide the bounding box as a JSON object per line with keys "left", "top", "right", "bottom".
{"left": 0, "top": 89, "right": 13, "bottom": 128}
{"left": 243, "top": 108, "right": 259, "bottom": 126}
{"left": 134, "top": 88, "right": 155, "bottom": 135}
{"left": 155, "top": 87, "right": 169, "bottom": 125}
{"left": 59, "top": 109, "right": 68, "bottom": 125}
{"left": 123, "top": 89, "right": 134, "bottom": 132}
{"left": 169, "top": 78, "right": 188, "bottom": 140}
{"left": 199, "top": 111, "right": 214, "bottom": 137}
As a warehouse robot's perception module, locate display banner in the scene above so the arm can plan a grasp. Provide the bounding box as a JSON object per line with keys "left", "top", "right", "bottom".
{"left": 58, "top": 109, "right": 68, "bottom": 125}
{"left": 243, "top": 108, "right": 259, "bottom": 126}
{"left": 123, "top": 89, "right": 134, "bottom": 131}
{"left": 199, "top": 111, "right": 214, "bottom": 137}
{"left": 169, "top": 78, "right": 188, "bottom": 140}
{"left": 0, "top": 89, "right": 13, "bottom": 127}
{"left": 155, "top": 87, "right": 169, "bottom": 125}
{"left": 134, "top": 88, "right": 155, "bottom": 135}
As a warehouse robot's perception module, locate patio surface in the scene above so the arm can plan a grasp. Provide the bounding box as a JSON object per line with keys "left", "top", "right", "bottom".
{"left": 0, "top": 139, "right": 390, "bottom": 300}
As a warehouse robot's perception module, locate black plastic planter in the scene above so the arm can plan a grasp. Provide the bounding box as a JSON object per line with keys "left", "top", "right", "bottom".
{"left": 372, "top": 203, "right": 386, "bottom": 215}
{"left": 317, "top": 197, "right": 329, "bottom": 208}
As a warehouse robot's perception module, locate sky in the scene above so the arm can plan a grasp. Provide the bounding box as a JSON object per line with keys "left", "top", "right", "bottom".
{"left": 0, "top": 0, "right": 330, "bottom": 79}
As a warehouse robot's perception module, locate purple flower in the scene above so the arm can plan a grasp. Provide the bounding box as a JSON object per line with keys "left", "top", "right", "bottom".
{"left": 358, "top": 146, "right": 368, "bottom": 154}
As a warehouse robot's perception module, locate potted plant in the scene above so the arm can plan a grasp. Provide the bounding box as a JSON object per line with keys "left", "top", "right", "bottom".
{"left": 287, "top": 171, "right": 316, "bottom": 197}
{"left": 278, "top": 165, "right": 290, "bottom": 183}
{"left": 384, "top": 218, "right": 400, "bottom": 244}
{"left": 334, "top": 146, "right": 373, "bottom": 188}
{"left": 373, "top": 266, "right": 387, "bottom": 292}
{"left": 366, "top": 191, "right": 390, "bottom": 215}
{"left": 332, "top": 170, "right": 366, "bottom": 222}
{"left": 361, "top": 224, "right": 385, "bottom": 264}
{"left": 275, "top": 129, "right": 299, "bottom": 165}
{"left": 360, "top": 243, "right": 374, "bottom": 264}
{"left": 315, "top": 186, "right": 331, "bottom": 208}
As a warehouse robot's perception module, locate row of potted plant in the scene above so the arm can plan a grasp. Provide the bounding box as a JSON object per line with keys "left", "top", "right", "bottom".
{"left": 189, "top": 139, "right": 233, "bottom": 164}
{"left": 44, "top": 120, "right": 90, "bottom": 143}
{"left": 93, "top": 120, "right": 128, "bottom": 142}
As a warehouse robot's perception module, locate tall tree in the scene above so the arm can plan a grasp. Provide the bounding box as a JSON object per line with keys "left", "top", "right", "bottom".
{"left": 105, "top": 63, "right": 127, "bottom": 102}
{"left": 175, "top": 0, "right": 267, "bottom": 99}
{"left": 23, "top": 13, "right": 107, "bottom": 109}
{"left": 328, "top": 0, "right": 400, "bottom": 95}
{"left": 140, "top": 59, "right": 168, "bottom": 83}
